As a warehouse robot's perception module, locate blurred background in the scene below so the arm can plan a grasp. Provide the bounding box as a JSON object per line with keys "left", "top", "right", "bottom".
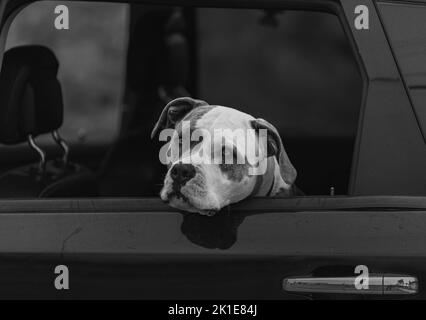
{"left": 198, "top": 9, "right": 362, "bottom": 138}
{"left": 6, "top": 1, "right": 362, "bottom": 143}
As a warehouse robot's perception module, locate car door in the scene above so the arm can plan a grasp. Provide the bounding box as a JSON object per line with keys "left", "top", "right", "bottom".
{"left": 0, "top": 197, "right": 425, "bottom": 299}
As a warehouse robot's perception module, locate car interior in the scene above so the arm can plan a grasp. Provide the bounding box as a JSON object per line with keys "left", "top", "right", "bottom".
{"left": 0, "top": 2, "right": 363, "bottom": 199}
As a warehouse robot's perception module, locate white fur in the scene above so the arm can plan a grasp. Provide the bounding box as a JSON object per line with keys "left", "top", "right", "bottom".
{"left": 160, "top": 106, "right": 290, "bottom": 215}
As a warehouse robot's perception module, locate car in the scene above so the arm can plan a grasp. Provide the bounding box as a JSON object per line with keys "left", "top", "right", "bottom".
{"left": 0, "top": 0, "right": 424, "bottom": 300}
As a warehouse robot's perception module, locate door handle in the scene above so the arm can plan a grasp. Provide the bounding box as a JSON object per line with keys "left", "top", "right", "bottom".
{"left": 283, "top": 274, "right": 418, "bottom": 295}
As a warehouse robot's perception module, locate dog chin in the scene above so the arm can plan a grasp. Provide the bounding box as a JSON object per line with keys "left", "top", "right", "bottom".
{"left": 161, "top": 188, "right": 221, "bottom": 216}
{"left": 173, "top": 200, "right": 218, "bottom": 216}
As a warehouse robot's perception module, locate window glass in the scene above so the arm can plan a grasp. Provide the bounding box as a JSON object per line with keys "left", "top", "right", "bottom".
{"left": 198, "top": 9, "right": 363, "bottom": 194}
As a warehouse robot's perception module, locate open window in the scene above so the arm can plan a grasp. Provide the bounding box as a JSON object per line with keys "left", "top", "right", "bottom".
{"left": 197, "top": 8, "right": 363, "bottom": 195}
{"left": 0, "top": 1, "right": 364, "bottom": 199}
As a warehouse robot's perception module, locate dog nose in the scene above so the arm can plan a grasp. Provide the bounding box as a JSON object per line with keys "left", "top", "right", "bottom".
{"left": 171, "top": 163, "right": 196, "bottom": 185}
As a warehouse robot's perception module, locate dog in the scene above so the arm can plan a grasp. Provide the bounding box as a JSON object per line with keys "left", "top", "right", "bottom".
{"left": 151, "top": 97, "right": 298, "bottom": 216}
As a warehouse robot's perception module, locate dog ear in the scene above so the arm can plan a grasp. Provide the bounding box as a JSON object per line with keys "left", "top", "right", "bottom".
{"left": 151, "top": 97, "right": 208, "bottom": 139}
{"left": 250, "top": 118, "right": 297, "bottom": 185}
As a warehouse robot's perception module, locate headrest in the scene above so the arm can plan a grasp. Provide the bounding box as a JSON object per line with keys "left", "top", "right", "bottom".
{"left": 0, "top": 45, "right": 63, "bottom": 144}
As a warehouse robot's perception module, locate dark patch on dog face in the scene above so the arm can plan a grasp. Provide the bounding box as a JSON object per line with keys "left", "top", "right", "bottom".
{"left": 219, "top": 163, "right": 249, "bottom": 182}
{"left": 174, "top": 105, "right": 216, "bottom": 150}
{"left": 218, "top": 144, "right": 249, "bottom": 182}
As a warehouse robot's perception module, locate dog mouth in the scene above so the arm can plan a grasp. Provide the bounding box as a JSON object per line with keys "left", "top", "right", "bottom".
{"left": 166, "top": 190, "right": 190, "bottom": 203}
{"left": 198, "top": 209, "right": 218, "bottom": 216}
{"left": 163, "top": 190, "right": 219, "bottom": 216}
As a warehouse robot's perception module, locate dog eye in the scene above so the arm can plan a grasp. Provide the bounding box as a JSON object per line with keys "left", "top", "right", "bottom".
{"left": 221, "top": 146, "right": 235, "bottom": 163}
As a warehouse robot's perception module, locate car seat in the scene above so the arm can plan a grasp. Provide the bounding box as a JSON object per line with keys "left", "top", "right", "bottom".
{"left": 0, "top": 45, "right": 98, "bottom": 198}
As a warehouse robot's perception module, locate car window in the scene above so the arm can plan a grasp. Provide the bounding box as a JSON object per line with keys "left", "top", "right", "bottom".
{"left": 198, "top": 9, "right": 363, "bottom": 195}
{"left": 0, "top": 3, "right": 363, "bottom": 199}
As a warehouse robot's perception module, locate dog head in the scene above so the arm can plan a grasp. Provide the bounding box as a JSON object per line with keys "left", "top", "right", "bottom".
{"left": 151, "top": 97, "right": 296, "bottom": 216}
